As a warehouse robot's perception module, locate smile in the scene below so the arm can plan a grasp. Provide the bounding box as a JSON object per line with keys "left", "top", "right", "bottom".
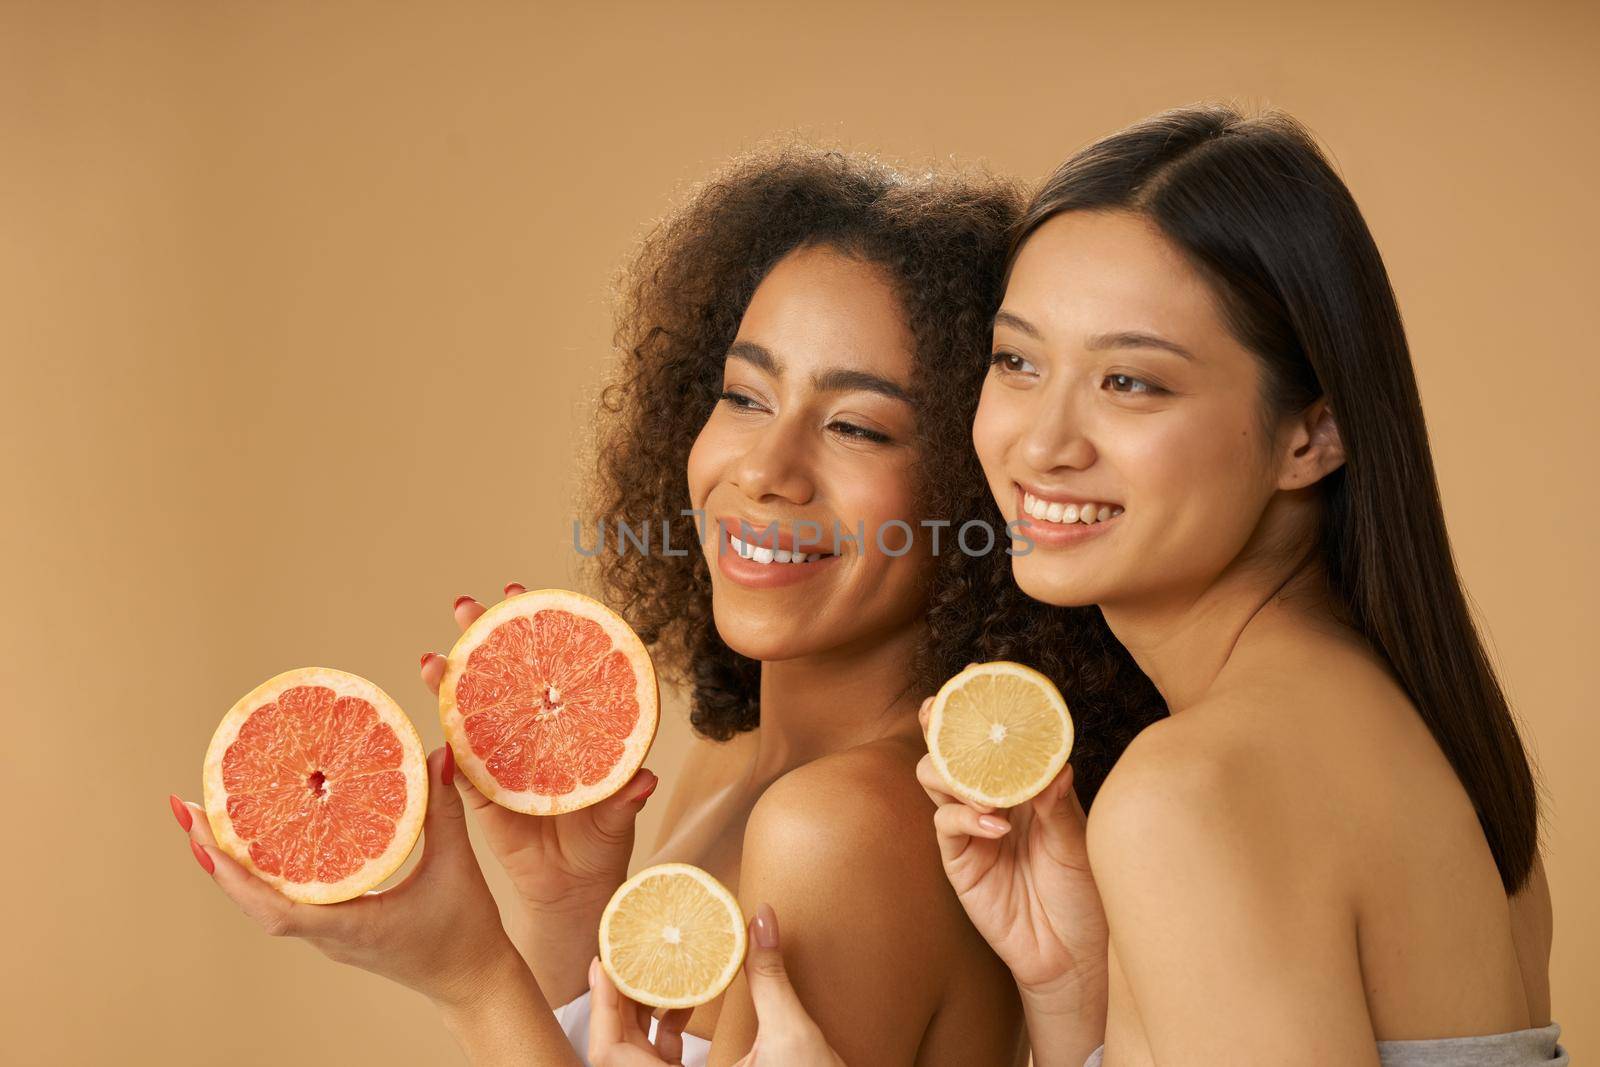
{"left": 1013, "top": 484, "right": 1123, "bottom": 548}
{"left": 714, "top": 518, "right": 841, "bottom": 590}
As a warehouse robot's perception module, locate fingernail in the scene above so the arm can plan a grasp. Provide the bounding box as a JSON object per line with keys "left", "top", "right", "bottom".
{"left": 168, "top": 794, "right": 192, "bottom": 832}
{"left": 442, "top": 745, "right": 455, "bottom": 787}
{"left": 978, "top": 814, "right": 1010, "bottom": 835}
{"left": 503, "top": 581, "right": 523, "bottom": 596}
{"left": 453, "top": 594, "right": 475, "bottom": 610}
{"left": 588, "top": 957, "right": 600, "bottom": 988}
{"left": 752, "top": 903, "right": 778, "bottom": 949}
{"left": 419, "top": 652, "right": 434, "bottom": 669}
{"left": 190, "top": 839, "right": 215, "bottom": 875}
{"left": 634, "top": 772, "right": 658, "bottom": 804}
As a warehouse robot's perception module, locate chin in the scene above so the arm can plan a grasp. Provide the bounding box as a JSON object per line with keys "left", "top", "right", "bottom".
{"left": 1010, "top": 557, "right": 1105, "bottom": 609}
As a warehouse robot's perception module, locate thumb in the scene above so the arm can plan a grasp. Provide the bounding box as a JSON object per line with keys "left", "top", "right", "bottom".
{"left": 418, "top": 745, "right": 472, "bottom": 864}
{"left": 742, "top": 904, "right": 812, "bottom": 1032}
{"left": 587, "top": 768, "right": 657, "bottom": 844}
{"left": 1030, "top": 761, "right": 1090, "bottom": 868}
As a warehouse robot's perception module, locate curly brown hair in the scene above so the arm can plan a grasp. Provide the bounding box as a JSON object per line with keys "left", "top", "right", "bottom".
{"left": 581, "top": 144, "right": 1164, "bottom": 805}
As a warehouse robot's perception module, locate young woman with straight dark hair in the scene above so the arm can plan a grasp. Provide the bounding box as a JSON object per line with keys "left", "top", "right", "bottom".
{"left": 916, "top": 104, "right": 1565, "bottom": 1064}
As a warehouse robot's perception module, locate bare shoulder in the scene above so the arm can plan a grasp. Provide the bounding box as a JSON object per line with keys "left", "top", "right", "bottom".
{"left": 1085, "top": 686, "right": 1367, "bottom": 897}
{"left": 744, "top": 735, "right": 936, "bottom": 881}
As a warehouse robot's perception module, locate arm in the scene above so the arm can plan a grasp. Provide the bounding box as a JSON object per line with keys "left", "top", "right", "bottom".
{"left": 437, "top": 949, "right": 587, "bottom": 1067}
{"left": 1084, "top": 730, "right": 1381, "bottom": 1066}
{"left": 708, "top": 759, "right": 949, "bottom": 1066}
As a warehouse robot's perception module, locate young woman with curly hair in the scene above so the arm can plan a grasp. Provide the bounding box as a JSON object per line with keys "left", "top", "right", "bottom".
{"left": 172, "top": 143, "right": 1163, "bottom": 1066}
{"left": 421, "top": 145, "right": 1166, "bottom": 1065}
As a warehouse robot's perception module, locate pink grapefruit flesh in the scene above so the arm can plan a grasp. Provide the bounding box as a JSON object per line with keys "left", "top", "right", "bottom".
{"left": 439, "top": 588, "right": 658, "bottom": 814}
{"left": 202, "top": 668, "right": 427, "bottom": 904}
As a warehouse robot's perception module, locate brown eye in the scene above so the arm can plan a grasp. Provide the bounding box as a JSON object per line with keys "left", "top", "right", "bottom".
{"left": 989, "top": 351, "right": 1036, "bottom": 375}
{"left": 1104, "top": 374, "right": 1161, "bottom": 395}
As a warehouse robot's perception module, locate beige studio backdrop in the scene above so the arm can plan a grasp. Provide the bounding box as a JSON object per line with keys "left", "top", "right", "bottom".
{"left": 2, "top": 2, "right": 1595, "bottom": 1063}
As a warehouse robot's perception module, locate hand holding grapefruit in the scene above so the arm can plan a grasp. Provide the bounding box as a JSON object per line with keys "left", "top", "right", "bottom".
{"left": 422, "top": 583, "right": 661, "bottom": 1001}
{"left": 176, "top": 738, "right": 526, "bottom": 1010}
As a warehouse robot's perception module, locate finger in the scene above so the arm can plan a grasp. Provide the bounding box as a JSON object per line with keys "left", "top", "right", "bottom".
{"left": 449, "top": 753, "right": 497, "bottom": 814}
{"left": 653, "top": 1008, "right": 693, "bottom": 1063}
{"left": 453, "top": 594, "right": 487, "bottom": 632}
{"left": 588, "top": 768, "right": 658, "bottom": 844}
{"left": 743, "top": 904, "right": 814, "bottom": 1031}
{"left": 418, "top": 746, "right": 470, "bottom": 864}
{"left": 917, "top": 696, "right": 933, "bottom": 733}
{"left": 419, "top": 651, "right": 446, "bottom": 696}
{"left": 587, "top": 957, "right": 628, "bottom": 1054}
{"left": 1029, "top": 762, "right": 1090, "bottom": 867}
{"left": 934, "top": 800, "right": 1010, "bottom": 843}
{"left": 182, "top": 801, "right": 325, "bottom": 940}
{"left": 502, "top": 581, "right": 526, "bottom": 599}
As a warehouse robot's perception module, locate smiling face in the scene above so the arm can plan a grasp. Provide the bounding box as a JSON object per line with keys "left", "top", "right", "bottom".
{"left": 973, "top": 210, "right": 1290, "bottom": 610}
{"left": 687, "top": 243, "right": 932, "bottom": 662}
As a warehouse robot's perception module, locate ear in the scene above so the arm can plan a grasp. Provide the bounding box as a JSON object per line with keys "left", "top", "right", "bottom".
{"left": 1276, "top": 396, "right": 1345, "bottom": 490}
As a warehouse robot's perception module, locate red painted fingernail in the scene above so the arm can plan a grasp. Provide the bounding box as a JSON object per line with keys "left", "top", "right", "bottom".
{"left": 419, "top": 652, "right": 434, "bottom": 668}
{"left": 168, "top": 794, "right": 193, "bottom": 832}
{"left": 190, "top": 839, "right": 215, "bottom": 875}
{"left": 442, "top": 745, "right": 455, "bottom": 786}
{"left": 503, "top": 581, "right": 523, "bottom": 596}
{"left": 453, "top": 594, "right": 475, "bottom": 610}
{"left": 635, "top": 774, "right": 658, "bottom": 804}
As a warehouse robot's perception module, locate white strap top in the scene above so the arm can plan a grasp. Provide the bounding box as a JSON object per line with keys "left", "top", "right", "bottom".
{"left": 1083, "top": 1022, "right": 1567, "bottom": 1066}
{"left": 554, "top": 989, "right": 713, "bottom": 1067}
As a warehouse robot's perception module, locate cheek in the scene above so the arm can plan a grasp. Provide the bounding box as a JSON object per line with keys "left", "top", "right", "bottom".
{"left": 685, "top": 420, "right": 721, "bottom": 509}
{"left": 1122, "top": 401, "right": 1274, "bottom": 531}
{"left": 972, "top": 380, "right": 1016, "bottom": 491}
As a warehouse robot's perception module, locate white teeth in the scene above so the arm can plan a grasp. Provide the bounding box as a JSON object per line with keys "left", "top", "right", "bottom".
{"left": 729, "top": 531, "right": 830, "bottom": 565}
{"left": 1019, "top": 492, "right": 1122, "bottom": 526}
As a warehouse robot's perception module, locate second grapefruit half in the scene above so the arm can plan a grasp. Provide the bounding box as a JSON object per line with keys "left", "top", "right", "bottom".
{"left": 439, "top": 588, "right": 659, "bottom": 814}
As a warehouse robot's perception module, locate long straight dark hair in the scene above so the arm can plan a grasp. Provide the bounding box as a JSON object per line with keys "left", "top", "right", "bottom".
{"left": 1010, "top": 104, "right": 1539, "bottom": 893}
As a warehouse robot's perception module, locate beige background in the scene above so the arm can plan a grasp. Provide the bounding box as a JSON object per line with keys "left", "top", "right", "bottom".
{"left": 2, "top": 2, "right": 1594, "bottom": 1062}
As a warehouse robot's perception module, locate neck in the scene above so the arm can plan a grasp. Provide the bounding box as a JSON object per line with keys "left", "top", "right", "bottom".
{"left": 1101, "top": 501, "right": 1331, "bottom": 713}
{"left": 750, "top": 621, "right": 927, "bottom": 779}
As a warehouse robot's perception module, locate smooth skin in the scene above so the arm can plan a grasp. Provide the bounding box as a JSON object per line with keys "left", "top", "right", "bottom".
{"left": 419, "top": 245, "right": 1024, "bottom": 1066}
{"left": 918, "top": 208, "right": 1553, "bottom": 1066}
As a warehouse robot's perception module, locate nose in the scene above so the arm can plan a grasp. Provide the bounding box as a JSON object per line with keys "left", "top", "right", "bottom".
{"left": 731, "top": 418, "right": 816, "bottom": 506}
{"left": 1019, "top": 389, "right": 1097, "bottom": 474}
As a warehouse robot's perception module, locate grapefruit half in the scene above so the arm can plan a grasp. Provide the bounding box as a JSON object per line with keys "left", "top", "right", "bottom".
{"left": 439, "top": 588, "right": 658, "bottom": 814}
{"left": 202, "top": 667, "right": 427, "bottom": 904}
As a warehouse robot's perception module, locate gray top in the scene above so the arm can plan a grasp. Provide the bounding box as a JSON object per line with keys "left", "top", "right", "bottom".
{"left": 1082, "top": 1023, "right": 1567, "bottom": 1065}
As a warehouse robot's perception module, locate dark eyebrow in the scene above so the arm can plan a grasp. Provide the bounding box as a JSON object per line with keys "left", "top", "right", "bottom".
{"left": 726, "top": 339, "right": 779, "bottom": 373}
{"left": 812, "top": 368, "right": 912, "bottom": 404}
{"left": 992, "top": 309, "right": 1041, "bottom": 339}
{"left": 1085, "top": 331, "right": 1195, "bottom": 361}
{"left": 725, "top": 340, "right": 912, "bottom": 404}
